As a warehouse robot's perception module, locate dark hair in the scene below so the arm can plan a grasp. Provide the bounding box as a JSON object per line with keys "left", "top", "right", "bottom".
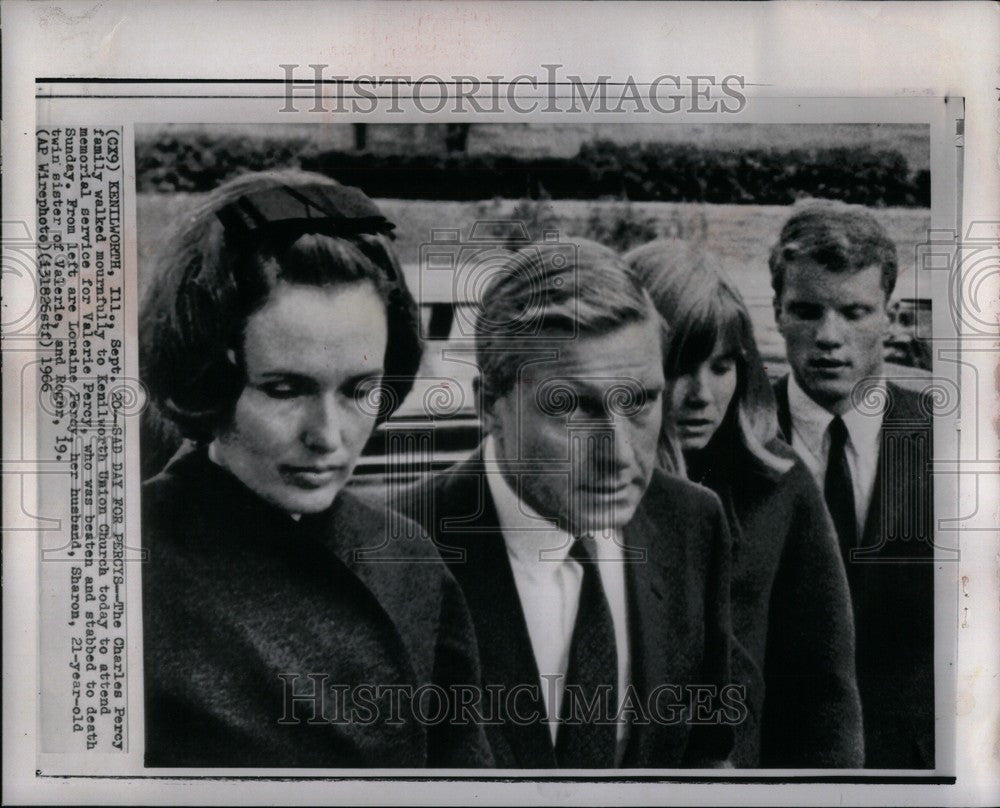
{"left": 626, "top": 239, "right": 791, "bottom": 477}
{"left": 474, "top": 240, "right": 663, "bottom": 414}
{"left": 139, "top": 169, "right": 422, "bottom": 441}
{"left": 768, "top": 199, "right": 898, "bottom": 301}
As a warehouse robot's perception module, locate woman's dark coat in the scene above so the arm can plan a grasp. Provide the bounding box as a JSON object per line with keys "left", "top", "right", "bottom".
{"left": 689, "top": 436, "right": 863, "bottom": 768}
{"left": 141, "top": 445, "right": 494, "bottom": 768}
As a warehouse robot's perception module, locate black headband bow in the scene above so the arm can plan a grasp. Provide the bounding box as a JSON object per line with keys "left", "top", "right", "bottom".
{"left": 216, "top": 182, "right": 396, "bottom": 243}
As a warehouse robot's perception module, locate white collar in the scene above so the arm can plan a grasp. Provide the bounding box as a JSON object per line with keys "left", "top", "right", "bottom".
{"left": 787, "top": 373, "right": 885, "bottom": 455}
{"left": 483, "top": 437, "right": 575, "bottom": 569}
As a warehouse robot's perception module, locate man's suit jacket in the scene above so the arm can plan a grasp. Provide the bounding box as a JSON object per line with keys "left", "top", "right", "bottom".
{"left": 398, "top": 454, "right": 735, "bottom": 768}
{"left": 774, "top": 377, "right": 935, "bottom": 769}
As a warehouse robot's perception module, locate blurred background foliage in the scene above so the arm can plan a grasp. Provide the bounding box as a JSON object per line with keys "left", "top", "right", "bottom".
{"left": 137, "top": 128, "right": 929, "bottom": 209}
{"left": 136, "top": 123, "right": 933, "bottom": 377}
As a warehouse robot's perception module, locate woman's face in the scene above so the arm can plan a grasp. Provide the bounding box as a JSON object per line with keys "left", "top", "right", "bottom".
{"left": 212, "top": 281, "right": 388, "bottom": 514}
{"left": 669, "top": 340, "right": 739, "bottom": 453}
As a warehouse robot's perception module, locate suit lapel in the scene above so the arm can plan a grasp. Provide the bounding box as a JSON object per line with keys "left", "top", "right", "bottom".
{"left": 859, "top": 383, "right": 896, "bottom": 557}
{"left": 858, "top": 382, "right": 931, "bottom": 559}
{"left": 860, "top": 450, "right": 884, "bottom": 556}
{"left": 619, "top": 499, "right": 671, "bottom": 766}
{"left": 309, "top": 492, "right": 425, "bottom": 676}
{"left": 436, "top": 465, "right": 558, "bottom": 768}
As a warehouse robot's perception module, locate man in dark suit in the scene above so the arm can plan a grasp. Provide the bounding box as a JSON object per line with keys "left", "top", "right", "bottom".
{"left": 397, "top": 242, "right": 736, "bottom": 769}
{"left": 769, "top": 201, "right": 935, "bottom": 769}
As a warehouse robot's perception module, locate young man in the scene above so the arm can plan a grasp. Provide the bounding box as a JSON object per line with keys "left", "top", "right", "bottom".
{"left": 770, "top": 201, "right": 935, "bottom": 769}
{"left": 399, "top": 243, "right": 736, "bottom": 768}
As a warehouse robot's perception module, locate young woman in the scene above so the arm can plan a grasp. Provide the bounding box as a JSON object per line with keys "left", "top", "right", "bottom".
{"left": 626, "top": 239, "right": 863, "bottom": 768}
{"left": 139, "top": 170, "right": 492, "bottom": 768}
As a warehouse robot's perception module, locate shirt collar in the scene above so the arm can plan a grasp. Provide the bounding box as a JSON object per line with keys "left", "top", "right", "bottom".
{"left": 840, "top": 383, "right": 885, "bottom": 455}
{"left": 483, "top": 436, "right": 576, "bottom": 570}
{"left": 787, "top": 373, "right": 885, "bottom": 454}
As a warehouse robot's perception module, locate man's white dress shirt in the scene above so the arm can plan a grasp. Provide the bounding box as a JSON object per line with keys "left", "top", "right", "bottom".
{"left": 786, "top": 374, "right": 884, "bottom": 538}
{"left": 483, "top": 437, "right": 631, "bottom": 745}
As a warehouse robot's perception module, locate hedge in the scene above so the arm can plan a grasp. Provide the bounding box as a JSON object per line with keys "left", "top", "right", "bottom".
{"left": 136, "top": 135, "right": 930, "bottom": 207}
{"left": 135, "top": 133, "right": 317, "bottom": 193}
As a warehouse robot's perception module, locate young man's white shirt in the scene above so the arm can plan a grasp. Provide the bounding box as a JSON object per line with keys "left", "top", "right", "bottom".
{"left": 786, "top": 373, "right": 884, "bottom": 538}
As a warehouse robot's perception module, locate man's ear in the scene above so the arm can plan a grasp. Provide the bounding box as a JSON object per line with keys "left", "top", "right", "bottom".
{"left": 772, "top": 295, "right": 784, "bottom": 331}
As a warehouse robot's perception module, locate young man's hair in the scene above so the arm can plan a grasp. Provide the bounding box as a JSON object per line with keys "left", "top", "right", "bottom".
{"left": 768, "top": 200, "right": 899, "bottom": 300}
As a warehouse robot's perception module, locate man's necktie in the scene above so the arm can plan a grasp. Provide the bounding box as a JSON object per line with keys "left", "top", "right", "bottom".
{"left": 555, "top": 535, "right": 618, "bottom": 768}
{"left": 825, "top": 416, "right": 858, "bottom": 553}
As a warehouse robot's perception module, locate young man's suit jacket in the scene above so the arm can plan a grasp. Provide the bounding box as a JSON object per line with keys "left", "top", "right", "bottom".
{"left": 774, "top": 376, "right": 935, "bottom": 769}
{"left": 398, "top": 453, "right": 736, "bottom": 768}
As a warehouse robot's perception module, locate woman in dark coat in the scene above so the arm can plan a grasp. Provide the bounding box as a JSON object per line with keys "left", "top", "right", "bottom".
{"left": 626, "top": 240, "right": 863, "bottom": 768}
{"left": 139, "top": 169, "right": 493, "bottom": 768}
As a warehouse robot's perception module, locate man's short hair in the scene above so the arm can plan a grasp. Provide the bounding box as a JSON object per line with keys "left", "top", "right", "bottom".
{"left": 475, "top": 241, "right": 662, "bottom": 412}
{"left": 768, "top": 200, "right": 898, "bottom": 300}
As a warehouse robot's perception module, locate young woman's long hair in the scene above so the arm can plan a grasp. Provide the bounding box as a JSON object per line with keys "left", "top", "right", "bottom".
{"left": 625, "top": 238, "right": 792, "bottom": 479}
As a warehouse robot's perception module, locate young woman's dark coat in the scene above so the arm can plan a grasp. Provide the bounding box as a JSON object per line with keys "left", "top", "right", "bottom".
{"left": 686, "top": 433, "right": 863, "bottom": 767}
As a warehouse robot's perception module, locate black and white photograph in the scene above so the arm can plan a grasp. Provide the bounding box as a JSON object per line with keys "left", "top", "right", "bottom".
{"left": 5, "top": 1, "right": 998, "bottom": 805}
{"left": 135, "top": 121, "right": 936, "bottom": 770}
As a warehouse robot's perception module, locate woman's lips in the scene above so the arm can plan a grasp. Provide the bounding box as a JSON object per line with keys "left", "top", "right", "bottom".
{"left": 676, "top": 417, "right": 714, "bottom": 429}
{"left": 579, "top": 480, "right": 636, "bottom": 502}
{"left": 281, "top": 465, "right": 346, "bottom": 488}
{"left": 583, "top": 480, "right": 632, "bottom": 493}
